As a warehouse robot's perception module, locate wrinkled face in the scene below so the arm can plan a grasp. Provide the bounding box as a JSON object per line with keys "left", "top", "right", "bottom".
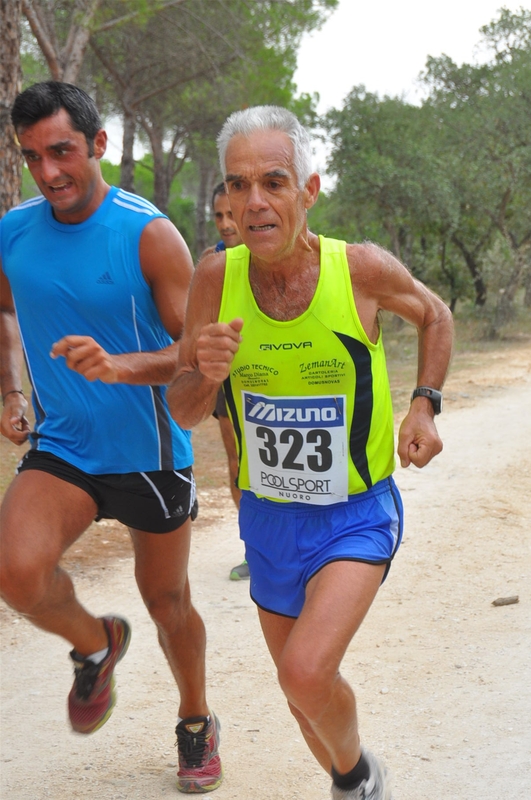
{"left": 17, "top": 108, "right": 107, "bottom": 224}
{"left": 224, "top": 129, "right": 318, "bottom": 263}
{"left": 213, "top": 192, "right": 241, "bottom": 248}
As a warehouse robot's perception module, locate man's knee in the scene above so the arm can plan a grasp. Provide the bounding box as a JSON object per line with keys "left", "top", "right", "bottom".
{"left": 0, "top": 547, "right": 56, "bottom": 613}
{"left": 139, "top": 585, "right": 192, "bottom": 630}
{"left": 0, "top": 471, "right": 94, "bottom": 612}
{"left": 278, "top": 651, "right": 337, "bottom": 718}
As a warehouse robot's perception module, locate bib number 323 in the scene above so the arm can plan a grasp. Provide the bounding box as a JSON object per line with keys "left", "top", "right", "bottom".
{"left": 243, "top": 391, "right": 348, "bottom": 505}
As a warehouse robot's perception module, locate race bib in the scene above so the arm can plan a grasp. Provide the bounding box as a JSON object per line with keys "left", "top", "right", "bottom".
{"left": 242, "top": 391, "right": 348, "bottom": 505}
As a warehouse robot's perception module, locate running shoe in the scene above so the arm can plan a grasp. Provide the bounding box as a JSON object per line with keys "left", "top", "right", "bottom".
{"left": 176, "top": 712, "right": 223, "bottom": 793}
{"left": 229, "top": 560, "right": 249, "bottom": 580}
{"left": 331, "top": 750, "right": 392, "bottom": 800}
{"left": 68, "top": 615, "right": 131, "bottom": 734}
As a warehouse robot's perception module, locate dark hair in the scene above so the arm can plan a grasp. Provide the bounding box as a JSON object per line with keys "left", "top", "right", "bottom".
{"left": 211, "top": 181, "right": 227, "bottom": 209}
{"left": 11, "top": 81, "right": 102, "bottom": 157}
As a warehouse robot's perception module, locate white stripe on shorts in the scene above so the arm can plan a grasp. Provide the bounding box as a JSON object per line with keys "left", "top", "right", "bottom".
{"left": 140, "top": 472, "right": 170, "bottom": 519}
{"left": 174, "top": 470, "right": 196, "bottom": 514}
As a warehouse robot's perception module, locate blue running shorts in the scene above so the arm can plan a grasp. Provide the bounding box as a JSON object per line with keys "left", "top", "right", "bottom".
{"left": 239, "top": 476, "right": 403, "bottom": 618}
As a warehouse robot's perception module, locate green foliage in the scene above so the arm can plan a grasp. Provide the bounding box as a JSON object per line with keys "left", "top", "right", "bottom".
{"left": 421, "top": 8, "right": 531, "bottom": 331}
{"left": 323, "top": 86, "right": 459, "bottom": 295}
{"left": 100, "top": 156, "right": 196, "bottom": 249}
{"left": 99, "top": 160, "right": 121, "bottom": 186}
{"left": 21, "top": 167, "right": 39, "bottom": 201}
{"left": 322, "top": 8, "right": 531, "bottom": 331}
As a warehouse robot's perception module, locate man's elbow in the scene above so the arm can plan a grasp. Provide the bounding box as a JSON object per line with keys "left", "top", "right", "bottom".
{"left": 426, "top": 296, "right": 454, "bottom": 335}
{"left": 437, "top": 301, "right": 454, "bottom": 336}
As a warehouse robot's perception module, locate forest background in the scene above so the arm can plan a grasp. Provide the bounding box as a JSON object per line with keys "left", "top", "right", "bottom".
{"left": 1, "top": 0, "right": 530, "bottom": 341}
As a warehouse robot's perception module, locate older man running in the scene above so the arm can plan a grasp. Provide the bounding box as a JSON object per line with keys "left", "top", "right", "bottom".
{"left": 167, "top": 106, "right": 453, "bottom": 800}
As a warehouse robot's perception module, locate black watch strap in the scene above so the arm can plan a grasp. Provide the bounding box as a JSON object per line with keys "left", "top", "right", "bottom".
{"left": 411, "top": 386, "right": 443, "bottom": 414}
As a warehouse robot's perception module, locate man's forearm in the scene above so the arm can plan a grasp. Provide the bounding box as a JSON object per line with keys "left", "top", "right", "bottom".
{"left": 0, "top": 310, "right": 25, "bottom": 397}
{"left": 112, "top": 342, "right": 181, "bottom": 385}
{"left": 50, "top": 337, "right": 183, "bottom": 386}
{"left": 416, "top": 304, "right": 454, "bottom": 388}
{"left": 167, "top": 369, "right": 221, "bottom": 429}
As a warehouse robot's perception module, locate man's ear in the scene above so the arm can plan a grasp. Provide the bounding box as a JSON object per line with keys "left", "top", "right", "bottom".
{"left": 304, "top": 173, "right": 321, "bottom": 210}
{"left": 93, "top": 128, "right": 107, "bottom": 160}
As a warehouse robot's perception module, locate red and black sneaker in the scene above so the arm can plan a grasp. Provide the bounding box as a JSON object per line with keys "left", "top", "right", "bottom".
{"left": 176, "top": 712, "right": 223, "bottom": 793}
{"left": 68, "top": 616, "right": 131, "bottom": 734}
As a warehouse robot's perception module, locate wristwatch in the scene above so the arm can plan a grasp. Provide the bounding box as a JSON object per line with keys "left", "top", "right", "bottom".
{"left": 411, "top": 386, "right": 443, "bottom": 415}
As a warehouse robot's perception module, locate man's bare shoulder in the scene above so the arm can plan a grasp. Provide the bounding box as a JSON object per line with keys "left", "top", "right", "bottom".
{"left": 345, "top": 241, "right": 396, "bottom": 286}
{"left": 343, "top": 241, "right": 423, "bottom": 320}
{"left": 195, "top": 248, "right": 226, "bottom": 277}
{"left": 139, "top": 216, "right": 193, "bottom": 283}
{"left": 141, "top": 215, "right": 182, "bottom": 242}
{"left": 189, "top": 250, "right": 227, "bottom": 315}
{"left": 140, "top": 215, "right": 192, "bottom": 259}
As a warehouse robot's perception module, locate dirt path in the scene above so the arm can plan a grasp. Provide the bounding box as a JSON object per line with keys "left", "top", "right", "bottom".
{"left": 1, "top": 346, "right": 530, "bottom": 800}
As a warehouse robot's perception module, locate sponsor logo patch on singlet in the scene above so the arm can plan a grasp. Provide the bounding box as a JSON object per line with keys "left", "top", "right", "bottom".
{"left": 243, "top": 391, "right": 348, "bottom": 505}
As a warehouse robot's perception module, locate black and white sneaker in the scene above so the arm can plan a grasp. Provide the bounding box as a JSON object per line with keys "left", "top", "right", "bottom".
{"left": 331, "top": 750, "right": 392, "bottom": 800}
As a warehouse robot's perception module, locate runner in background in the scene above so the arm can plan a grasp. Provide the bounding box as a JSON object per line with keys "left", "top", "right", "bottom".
{"left": 203, "top": 183, "right": 248, "bottom": 580}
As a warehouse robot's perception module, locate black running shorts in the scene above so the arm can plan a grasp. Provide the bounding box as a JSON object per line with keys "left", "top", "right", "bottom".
{"left": 17, "top": 449, "right": 197, "bottom": 533}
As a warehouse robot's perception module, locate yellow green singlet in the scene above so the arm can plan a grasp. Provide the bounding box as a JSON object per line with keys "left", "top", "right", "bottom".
{"left": 219, "top": 236, "right": 395, "bottom": 504}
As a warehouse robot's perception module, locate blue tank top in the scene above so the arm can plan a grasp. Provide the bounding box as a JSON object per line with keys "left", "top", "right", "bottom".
{"left": 0, "top": 186, "right": 192, "bottom": 474}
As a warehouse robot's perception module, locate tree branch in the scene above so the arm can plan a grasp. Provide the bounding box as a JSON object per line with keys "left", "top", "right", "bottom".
{"left": 89, "top": 39, "right": 129, "bottom": 94}
{"left": 133, "top": 54, "right": 239, "bottom": 106}
{"left": 22, "top": 0, "right": 61, "bottom": 79}
{"left": 93, "top": 0, "right": 189, "bottom": 34}
{"left": 62, "top": 0, "right": 103, "bottom": 83}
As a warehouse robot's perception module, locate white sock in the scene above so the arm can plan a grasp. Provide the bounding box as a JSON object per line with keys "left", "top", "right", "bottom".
{"left": 86, "top": 646, "right": 108, "bottom": 665}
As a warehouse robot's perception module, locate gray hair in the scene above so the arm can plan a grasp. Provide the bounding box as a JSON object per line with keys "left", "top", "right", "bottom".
{"left": 217, "top": 105, "right": 313, "bottom": 190}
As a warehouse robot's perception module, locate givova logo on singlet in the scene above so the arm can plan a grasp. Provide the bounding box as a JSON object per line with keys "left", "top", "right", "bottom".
{"left": 244, "top": 393, "right": 344, "bottom": 428}
{"left": 259, "top": 341, "right": 312, "bottom": 350}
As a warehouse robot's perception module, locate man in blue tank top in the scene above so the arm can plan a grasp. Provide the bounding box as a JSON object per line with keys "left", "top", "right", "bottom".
{"left": 168, "top": 106, "right": 454, "bottom": 800}
{"left": 0, "top": 82, "right": 221, "bottom": 793}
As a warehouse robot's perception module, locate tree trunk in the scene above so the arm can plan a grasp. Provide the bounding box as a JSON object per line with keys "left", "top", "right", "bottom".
{"left": 195, "top": 159, "right": 216, "bottom": 260}
{"left": 120, "top": 106, "right": 136, "bottom": 193}
{"left": 487, "top": 248, "right": 527, "bottom": 339}
{"left": 22, "top": 0, "right": 102, "bottom": 83}
{"left": 150, "top": 126, "right": 169, "bottom": 215}
{"left": 502, "top": 253, "right": 526, "bottom": 308}
{"left": 439, "top": 238, "right": 458, "bottom": 313}
{"left": 22, "top": 0, "right": 62, "bottom": 78}
{"left": 452, "top": 234, "right": 487, "bottom": 307}
{"left": 0, "top": 0, "right": 23, "bottom": 217}
{"left": 138, "top": 116, "right": 170, "bottom": 214}
{"left": 62, "top": 0, "right": 102, "bottom": 83}
{"left": 383, "top": 220, "right": 401, "bottom": 260}
{"left": 523, "top": 259, "right": 531, "bottom": 308}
